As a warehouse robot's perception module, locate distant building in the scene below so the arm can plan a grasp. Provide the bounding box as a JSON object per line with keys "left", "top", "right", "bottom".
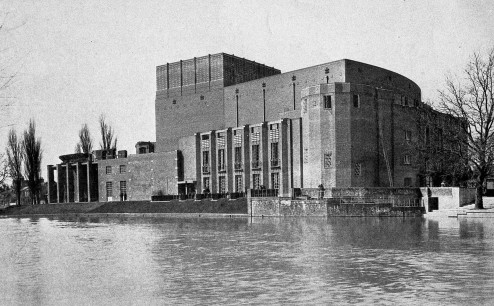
{"left": 47, "top": 53, "right": 463, "bottom": 203}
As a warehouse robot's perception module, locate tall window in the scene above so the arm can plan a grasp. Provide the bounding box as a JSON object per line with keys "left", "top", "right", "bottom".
{"left": 106, "top": 166, "right": 112, "bottom": 175}
{"left": 405, "top": 130, "right": 412, "bottom": 141}
{"left": 120, "top": 181, "right": 126, "bottom": 196}
{"left": 106, "top": 182, "right": 113, "bottom": 198}
{"left": 235, "top": 175, "right": 243, "bottom": 193}
{"left": 270, "top": 142, "right": 279, "bottom": 167}
{"left": 202, "top": 151, "right": 210, "bottom": 173}
{"left": 253, "top": 173, "right": 261, "bottom": 189}
{"left": 404, "top": 177, "right": 412, "bottom": 187}
{"left": 324, "top": 95, "right": 332, "bottom": 109}
{"left": 353, "top": 95, "right": 360, "bottom": 108}
{"left": 219, "top": 176, "right": 226, "bottom": 193}
{"left": 234, "top": 146, "right": 242, "bottom": 169}
{"left": 354, "top": 163, "right": 362, "bottom": 176}
{"left": 218, "top": 149, "right": 226, "bottom": 171}
{"left": 271, "top": 172, "right": 280, "bottom": 190}
{"left": 203, "top": 177, "right": 210, "bottom": 192}
{"left": 119, "top": 165, "right": 126, "bottom": 173}
{"left": 252, "top": 144, "right": 260, "bottom": 168}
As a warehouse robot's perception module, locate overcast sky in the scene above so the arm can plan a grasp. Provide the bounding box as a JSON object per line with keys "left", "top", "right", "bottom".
{"left": 1, "top": 0, "right": 493, "bottom": 177}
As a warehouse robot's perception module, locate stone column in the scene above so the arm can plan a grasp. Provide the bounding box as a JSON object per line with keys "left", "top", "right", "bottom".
{"left": 75, "top": 162, "right": 80, "bottom": 202}
{"left": 65, "top": 163, "right": 71, "bottom": 202}
{"left": 87, "top": 161, "right": 92, "bottom": 202}
{"left": 56, "top": 164, "right": 63, "bottom": 203}
{"left": 47, "top": 165, "right": 55, "bottom": 203}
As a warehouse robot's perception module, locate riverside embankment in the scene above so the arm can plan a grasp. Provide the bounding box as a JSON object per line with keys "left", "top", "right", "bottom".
{"left": 0, "top": 198, "right": 248, "bottom": 218}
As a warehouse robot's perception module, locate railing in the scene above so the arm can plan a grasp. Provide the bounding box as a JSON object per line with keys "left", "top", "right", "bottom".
{"left": 251, "top": 160, "right": 261, "bottom": 169}
{"left": 234, "top": 162, "right": 243, "bottom": 170}
{"left": 250, "top": 189, "right": 278, "bottom": 197}
{"left": 202, "top": 165, "right": 210, "bottom": 173}
{"left": 270, "top": 158, "right": 280, "bottom": 168}
{"left": 326, "top": 196, "right": 422, "bottom": 207}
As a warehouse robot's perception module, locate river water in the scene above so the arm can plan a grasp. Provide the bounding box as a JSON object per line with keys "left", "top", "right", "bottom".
{"left": 1, "top": 216, "right": 493, "bottom": 305}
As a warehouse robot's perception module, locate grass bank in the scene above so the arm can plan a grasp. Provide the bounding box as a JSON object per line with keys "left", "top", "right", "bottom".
{"left": 0, "top": 198, "right": 248, "bottom": 216}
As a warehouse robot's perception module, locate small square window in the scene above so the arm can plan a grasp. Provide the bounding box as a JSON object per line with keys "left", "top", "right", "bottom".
{"left": 172, "top": 99, "right": 177, "bottom": 104}
{"left": 324, "top": 96, "right": 332, "bottom": 109}
{"left": 106, "top": 166, "right": 112, "bottom": 175}
{"left": 404, "top": 177, "right": 412, "bottom": 187}
{"left": 119, "top": 165, "right": 126, "bottom": 173}
{"left": 353, "top": 95, "right": 360, "bottom": 108}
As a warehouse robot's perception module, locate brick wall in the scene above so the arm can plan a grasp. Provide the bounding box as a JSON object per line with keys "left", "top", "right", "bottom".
{"left": 98, "top": 151, "right": 178, "bottom": 202}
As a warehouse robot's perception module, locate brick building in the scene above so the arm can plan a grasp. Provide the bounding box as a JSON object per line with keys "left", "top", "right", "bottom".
{"left": 47, "top": 53, "right": 462, "bottom": 203}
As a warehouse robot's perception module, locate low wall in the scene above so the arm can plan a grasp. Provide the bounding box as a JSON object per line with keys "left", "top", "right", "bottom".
{"left": 420, "top": 187, "right": 476, "bottom": 211}
{"left": 249, "top": 198, "right": 327, "bottom": 216}
{"left": 249, "top": 197, "right": 423, "bottom": 217}
{"left": 327, "top": 203, "right": 423, "bottom": 217}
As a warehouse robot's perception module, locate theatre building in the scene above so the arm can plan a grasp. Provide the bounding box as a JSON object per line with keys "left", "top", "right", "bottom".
{"left": 47, "top": 53, "right": 462, "bottom": 203}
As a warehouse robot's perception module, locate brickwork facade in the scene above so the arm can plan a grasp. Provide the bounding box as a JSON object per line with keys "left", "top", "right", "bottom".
{"left": 49, "top": 54, "right": 463, "bottom": 203}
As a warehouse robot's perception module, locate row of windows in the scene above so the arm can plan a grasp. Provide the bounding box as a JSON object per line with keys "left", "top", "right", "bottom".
{"left": 202, "top": 142, "right": 280, "bottom": 172}
{"left": 105, "top": 181, "right": 127, "bottom": 198}
{"left": 106, "top": 165, "right": 126, "bottom": 175}
{"left": 202, "top": 173, "right": 280, "bottom": 192}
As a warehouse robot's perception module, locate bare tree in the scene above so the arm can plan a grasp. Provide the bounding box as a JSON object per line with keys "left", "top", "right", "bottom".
{"left": 75, "top": 123, "right": 93, "bottom": 154}
{"left": 99, "top": 114, "right": 117, "bottom": 152}
{"left": 413, "top": 103, "right": 471, "bottom": 187}
{"left": 6, "top": 128, "right": 23, "bottom": 205}
{"left": 438, "top": 48, "right": 494, "bottom": 209}
{"left": 23, "top": 120, "right": 42, "bottom": 205}
{"left": 0, "top": 153, "right": 7, "bottom": 186}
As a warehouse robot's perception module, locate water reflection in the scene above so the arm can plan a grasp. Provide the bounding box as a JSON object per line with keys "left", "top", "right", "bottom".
{"left": 1, "top": 216, "right": 493, "bottom": 305}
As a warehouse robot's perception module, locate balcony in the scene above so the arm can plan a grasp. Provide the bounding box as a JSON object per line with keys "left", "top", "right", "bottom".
{"left": 250, "top": 188, "right": 278, "bottom": 198}
{"left": 270, "top": 158, "right": 280, "bottom": 168}
{"left": 251, "top": 160, "right": 261, "bottom": 169}
{"left": 202, "top": 165, "right": 210, "bottom": 173}
{"left": 234, "top": 162, "right": 243, "bottom": 170}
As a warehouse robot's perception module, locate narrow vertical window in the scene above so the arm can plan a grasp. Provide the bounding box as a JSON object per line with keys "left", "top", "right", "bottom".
{"left": 324, "top": 96, "right": 332, "bottom": 109}
{"left": 236, "top": 94, "right": 239, "bottom": 127}
{"left": 354, "top": 163, "right": 362, "bottom": 176}
{"left": 252, "top": 144, "right": 260, "bottom": 168}
{"left": 219, "top": 176, "right": 226, "bottom": 193}
{"left": 106, "top": 182, "right": 113, "bottom": 198}
{"left": 202, "top": 151, "right": 210, "bottom": 173}
{"left": 235, "top": 175, "right": 243, "bottom": 193}
{"left": 292, "top": 83, "right": 296, "bottom": 110}
{"left": 271, "top": 172, "right": 280, "bottom": 190}
{"left": 253, "top": 173, "right": 261, "bottom": 189}
{"left": 120, "top": 181, "right": 127, "bottom": 199}
{"left": 234, "top": 146, "right": 242, "bottom": 169}
{"left": 270, "top": 142, "right": 279, "bottom": 167}
{"left": 218, "top": 149, "right": 226, "bottom": 171}
{"left": 106, "top": 166, "right": 112, "bottom": 175}
{"left": 263, "top": 89, "right": 266, "bottom": 122}
{"left": 353, "top": 95, "right": 360, "bottom": 108}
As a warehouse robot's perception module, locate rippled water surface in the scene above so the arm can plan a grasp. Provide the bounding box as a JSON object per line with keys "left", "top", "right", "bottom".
{"left": 1, "top": 216, "right": 494, "bottom": 305}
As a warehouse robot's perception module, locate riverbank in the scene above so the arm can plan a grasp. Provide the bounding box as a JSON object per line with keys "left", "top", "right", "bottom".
{"left": 0, "top": 198, "right": 248, "bottom": 218}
